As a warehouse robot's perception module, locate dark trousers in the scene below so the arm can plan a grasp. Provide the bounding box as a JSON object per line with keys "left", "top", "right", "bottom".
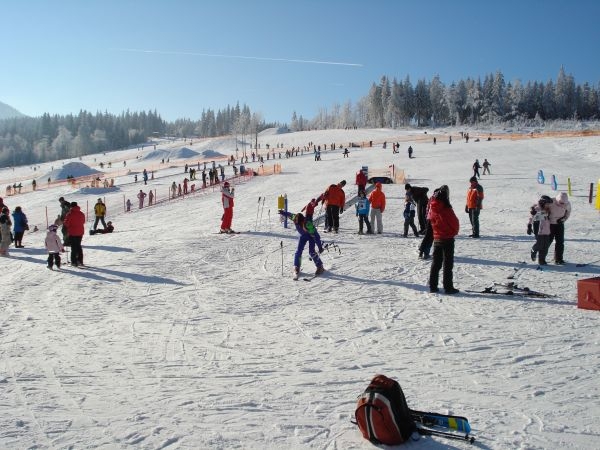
{"left": 532, "top": 234, "right": 550, "bottom": 263}
{"left": 47, "top": 252, "right": 62, "bottom": 268}
{"left": 358, "top": 214, "right": 371, "bottom": 233}
{"left": 429, "top": 238, "right": 455, "bottom": 290}
{"left": 548, "top": 222, "right": 565, "bottom": 262}
{"left": 416, "top": 200, "right": 427, "bottom": 232}
{"left": 419, "top": 221, "right": 433, "bottom": 256}
{"left": 93, "top": 216, "right": 107, "bottom": 230}
{"left": 468, "top": 208, "right": 480, "bottom": 237}
{"left": 326, "top": 205, "right": 340, "bottom": 231}
{"left": 69, "top": 236, "right": 84, "bottom": 265}
{"left": 403, "top": 215, "right": 419, "bottom": 237}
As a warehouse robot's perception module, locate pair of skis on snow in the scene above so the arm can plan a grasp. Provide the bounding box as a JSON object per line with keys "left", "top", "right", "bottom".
{"left": 411, "top": 410, "right": 475, "bottom": 443}
{"left": 467, "top": 282, "right": 555, "bottom": 298}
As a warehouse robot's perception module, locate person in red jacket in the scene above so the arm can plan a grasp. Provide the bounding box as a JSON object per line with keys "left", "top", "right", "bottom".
{"left": 355, "top": 169, "right": 367, "bottom": 195}
{"left": 63, "top": 201, "right": 86, "bottom": 266}
{"left": 428, "top": 185, "right": 459, "bottom": 294}
{"left": 323, "top": 180, "right": 346, "bottom": 233}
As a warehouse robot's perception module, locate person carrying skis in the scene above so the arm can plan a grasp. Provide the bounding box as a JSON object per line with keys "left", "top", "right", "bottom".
{"left": 428, "top": 185, "right": 459, "bottom": 294}
{"left": 220, "top": 181, "right": 235, "bottom": 233}
{"left": 278, "top": 210, "right": 324, "bottom": 278}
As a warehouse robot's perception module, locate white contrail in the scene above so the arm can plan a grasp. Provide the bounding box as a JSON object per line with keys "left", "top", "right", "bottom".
{"left": 112, "top": 48, "right": 363, "bottom": 67}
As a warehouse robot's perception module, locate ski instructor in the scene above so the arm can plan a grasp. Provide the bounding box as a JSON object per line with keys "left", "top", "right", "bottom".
{"left": 220, "top": 181, "right": 235, "bottom": 233}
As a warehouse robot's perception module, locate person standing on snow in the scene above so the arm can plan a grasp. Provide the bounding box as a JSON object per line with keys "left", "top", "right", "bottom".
{"left": 45, "top": 224, "right": 64, "bottom": 269}
{"left": 368, "top": 182, "right": 386, "bottom": 234}
{"left": 323, "top": 180, "right": 346, "bottom": 233}
{"left": 402, "top": 194, "right": 419, "bottom": 237}
{"left": 11, "top": 206, "right": 28, "bottom": 248}
{"left": 0, "top": 207, "right": 12, "bottom": 256}
{"left": 465, "top": 176, "right": 484, "bottom": 238}
{"left": 529, "top": 195, "right": 553, "bottom": 265}
{"left": 547, "top": 192, "right": 571, "bottom": 264}
{"left": 278, "top": 210, "right": 324, "bottom": 279}
{"left": 355, "top": 190, "right": 372, "bottom": 234}
{"left": 428, "top": 186, "right": 459, "bottom": 294}
{"left": 220, "top": 181, "right": 235, "bottom": 233}
{"left": 405, "top": 184, "right": 429, "bottom": 234}
{"left": 482, "top": 158, "right": 491, "bottom": 175}
{"left": 472, "top": 159, "right": 481, "bottom": 179}
{"left": 63, "top": 201, "right": 85, "bottom": 266}
{"left": 355, "top": 169, "right": 368, "bottom": 196}
{"left": 93, "top": 198, "right": 107, "bottom": 232}
{"left": 137, "top": 190, "right": 147, "bottom": 209}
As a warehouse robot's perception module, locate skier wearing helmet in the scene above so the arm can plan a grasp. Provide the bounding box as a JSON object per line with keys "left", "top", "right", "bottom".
{"left": 220, "top": 181, "right": 235, "bottom": 233}
{"left": 278, "top": 210, "right": 325, "bottom": 279}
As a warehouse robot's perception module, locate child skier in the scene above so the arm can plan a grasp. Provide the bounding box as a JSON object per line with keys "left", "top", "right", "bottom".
{"left": 355, "top": 191, "right": 372, "bottom": 234}
{"left": 403, "top": 194, "right": 419, "bottom": 237}
{"left": 279, "top": 210, "right": 325, "bottom": 279}
{"left": 529, "top": 195, "right": 552, "bottom": 265}
{"left": 45, "top": 224, "right": 64, "bottom": 269}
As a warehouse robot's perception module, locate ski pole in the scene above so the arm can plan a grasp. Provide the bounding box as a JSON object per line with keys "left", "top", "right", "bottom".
{"left": 259, "top": 197, "right": 266, "bottom": 229}
{"left": 280, "top": 241, "right": 284, "bottom": 276}
{"left": 255, "top": 196, "right": 261, "bottom": 230}
{"left": 417, "top": 426, "right": 475, "bottom": 444}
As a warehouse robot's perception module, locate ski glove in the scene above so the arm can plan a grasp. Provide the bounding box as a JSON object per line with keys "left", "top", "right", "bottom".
{"left": 465, "top": 206, "right": 469, "bottom": 214}
{"left": 527, "top": 223, "right": 533, "bottom": 235}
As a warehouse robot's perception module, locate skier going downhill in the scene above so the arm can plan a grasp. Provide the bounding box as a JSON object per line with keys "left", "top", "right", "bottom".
{"left": 279, "top": 210, "right": 325, "bottom": 279}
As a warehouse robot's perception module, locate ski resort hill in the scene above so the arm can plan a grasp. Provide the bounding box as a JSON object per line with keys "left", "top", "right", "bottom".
{"left": 1, "top": 127, "right": 599, "bottom": 449}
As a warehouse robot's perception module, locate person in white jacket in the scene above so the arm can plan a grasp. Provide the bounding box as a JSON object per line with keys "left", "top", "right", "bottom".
{"left": 45, "top": 224, "right": 64, "bottom": 269}
{"left": 547, "top": 192, "right": 571, "bottom": 264}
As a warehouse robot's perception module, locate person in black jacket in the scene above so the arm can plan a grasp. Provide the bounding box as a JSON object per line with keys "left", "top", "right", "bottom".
{"left": 405, "top": 184, "right": 429, "bottom": 234}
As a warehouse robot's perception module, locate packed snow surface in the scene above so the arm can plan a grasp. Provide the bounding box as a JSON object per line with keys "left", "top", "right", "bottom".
{"left": 0, "top": 127, "right": 599, "bottom": 449}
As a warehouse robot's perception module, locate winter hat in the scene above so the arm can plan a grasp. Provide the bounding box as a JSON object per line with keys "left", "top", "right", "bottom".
{"left": 556, "top": 192, "right": 568, "bottom": 204}
{"left": 340, "top": 180, "right": 346, "bottom": 187}
{"left": 48, "top": 224, "right": 58, "bottom": 232}
{"left": 469, "top": 176, "right": 478, "bottom": 183}
{"left": 71, "top": 201, "right": 78, "bottom": 207}
{"left": 404, "top": 183, "right": 412, "bottom": 190}
{"left": 223, "top": 181, "right": 230, "bottom": 187}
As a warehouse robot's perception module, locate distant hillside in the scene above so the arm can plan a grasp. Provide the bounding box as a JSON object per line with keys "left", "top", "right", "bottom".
{"left": 0, "top": 100, "right": 25, "bottom": 119}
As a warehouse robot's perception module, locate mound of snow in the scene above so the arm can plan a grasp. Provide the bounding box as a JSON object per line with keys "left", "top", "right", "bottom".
{"left": 200, "top": 149, "right": 225, "bottom": 159}
{"left": 169, "top": 147, "right": 200, "bottom": 159}
{"left": 258, "top": 127, "right": 290, "bottom": 136}
{"left": 43, "top": 162, "right": 102, "bottom": 181}
{"left": 144, "top": 149, "right": 170, "bottom": 160}
{"left": 76, "top": 186, "right": 121, "bottom": 196}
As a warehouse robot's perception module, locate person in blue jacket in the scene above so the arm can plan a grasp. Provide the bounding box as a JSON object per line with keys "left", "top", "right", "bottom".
{"left": 355, "top": 190, "right": 372, "bottom": 234}
{"left": 11, "top": 206, "right": 28, "bottom": 248}
{"left": 279, "top": 210, "right": 325, "bottom": 278}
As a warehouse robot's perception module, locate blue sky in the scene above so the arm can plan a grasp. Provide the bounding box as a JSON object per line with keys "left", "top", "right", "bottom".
{"left": 1, "top": 0, "right": 599, "bottom": 124}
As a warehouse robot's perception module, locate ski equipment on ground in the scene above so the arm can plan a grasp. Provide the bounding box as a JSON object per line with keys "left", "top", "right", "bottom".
{"left": 354, "top": 375, "right": 416, "bottom": 446}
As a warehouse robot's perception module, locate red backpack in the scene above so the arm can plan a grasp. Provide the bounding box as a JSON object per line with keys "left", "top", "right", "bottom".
{"left": 355, "top": 375, "right": 416, "bottom": 445}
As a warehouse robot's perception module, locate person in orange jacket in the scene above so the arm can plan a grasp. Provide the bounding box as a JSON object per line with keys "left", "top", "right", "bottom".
{"left": 368, "top": 182, "right": 386, "bottom": 234}
{"left": 323, "top": 180, "right": 346, "bottom": 233}
{"left": 465, "top": 176, "right": 484, "bottom": 238}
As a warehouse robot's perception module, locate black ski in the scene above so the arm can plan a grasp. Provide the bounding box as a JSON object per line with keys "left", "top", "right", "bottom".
{"left": 466, "top": 287, "right": 554, "bottom": 298}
